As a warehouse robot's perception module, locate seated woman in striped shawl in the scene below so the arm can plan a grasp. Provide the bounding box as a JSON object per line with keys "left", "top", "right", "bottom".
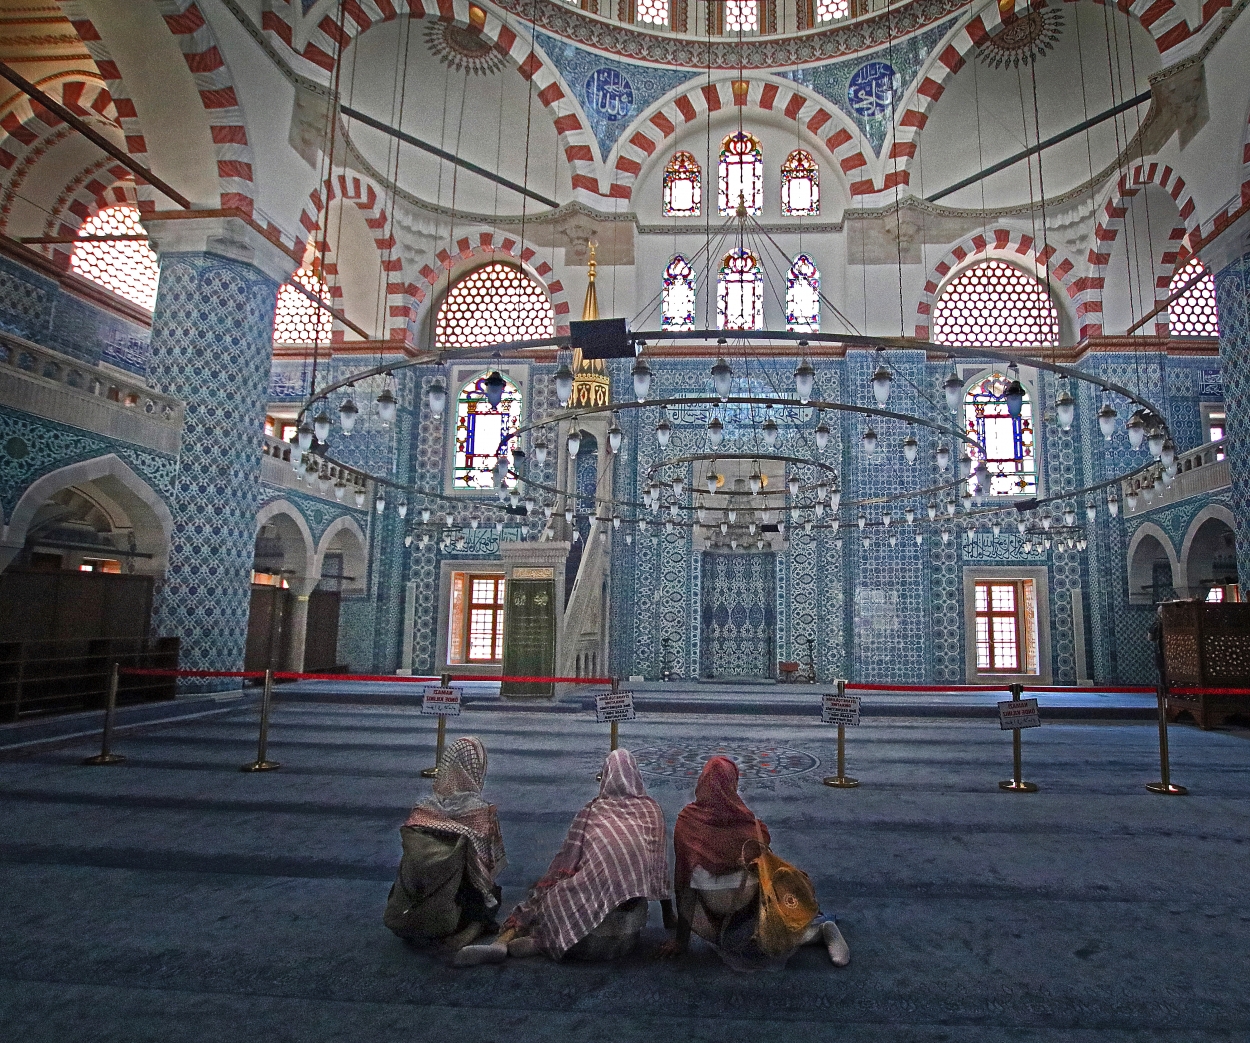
{"left": 384, "top": 736, "right": 507, "bottom": 952}
{"left": 454, "top": 748, "right": 672, "bottom": 966}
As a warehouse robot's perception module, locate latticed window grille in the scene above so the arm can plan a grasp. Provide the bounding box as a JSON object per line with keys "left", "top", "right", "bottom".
{"left": 663, "top": 151, "right": 701, "bottom": 216}
{"left": 725, "top": 0, "right": 758, "bottom": 30}
{"left": 964, "top": 374, "right": 1036, "bottom": 496}
{"left": 781, "top": 149, "right": 819, "bottom": 215}
{"left": 816, "top": 0, "right": 849, "bottom": 21}
{"left": 786, "top": 254, "right": 820, "bottom": 332}
{"left": 453, "top": 371, "right": 522, "bottom": 490}
{"left": 719, "top": 132, "right": 763, "bottom": 216}
{"left": 1167, "top": 257, "right": 1219, "bottom": 336}
{"left": 435, "top": 262, "right": 554, "bottom": 349}
{"left": 931, "top": 260, "right": 1059, "bottom": 348}
{"left": 273, "top": 266, "right": 334, "bottom": 344}
{"left": 662, "top": 255, "right": 697, "bottom": 330}
{"left": 637, "top": 0, "right": 668, "bottom": 24}
{"left": 69, "top": 206, "right": 160, "bottom": 311}
{"left": 718, "top": 248, "right": 763, "bottom": 330}
{"left": 975, "top": 582, "right": 1021, "bottom": 671}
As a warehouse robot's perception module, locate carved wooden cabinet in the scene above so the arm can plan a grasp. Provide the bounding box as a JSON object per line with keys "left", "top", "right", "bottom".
{"left": 1160, "top": 601, "right": 1250, "bottom": 729}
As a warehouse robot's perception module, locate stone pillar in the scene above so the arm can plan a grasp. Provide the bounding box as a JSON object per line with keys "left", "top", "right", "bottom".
{"left": 285, "top": 579, "right": 317, "bottom": 674}
{"left": 1212, "top": 236, "right": 1250, "bottom": 586}
{"left": 144, "top": 214, "right": 297, "bottom": 688}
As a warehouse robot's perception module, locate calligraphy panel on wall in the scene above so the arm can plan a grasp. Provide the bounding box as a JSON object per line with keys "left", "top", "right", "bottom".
{"left": 700, "top": 551, "right": 776, "bottom": 679}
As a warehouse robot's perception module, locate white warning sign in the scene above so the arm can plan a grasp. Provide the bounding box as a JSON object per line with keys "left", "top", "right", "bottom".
{"left": 422, "top": 686, "right": 462, "bottom": 717}
{"left": 595, "top": 688, "right": 636, "bottom": 723}
{"left": 821, "top": 692, "right": 862, "bottom": 726}
{"left": 998, "top": 698, "right": 1041, "bottom": 730}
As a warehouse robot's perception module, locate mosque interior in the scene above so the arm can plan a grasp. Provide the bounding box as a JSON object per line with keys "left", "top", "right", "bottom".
{"left": 0, "top": 0, "right": 1248, "bottom": 1037}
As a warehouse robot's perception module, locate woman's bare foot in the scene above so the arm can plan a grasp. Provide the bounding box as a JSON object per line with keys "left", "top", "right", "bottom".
{"left": 507, "top": 936, "right": 541, "bottom": 958}
{"left": 821, "top": 920, "right": 850, "bottom": 967}
{"left": 443, "top": 921, "right": 485, "bottom": 952}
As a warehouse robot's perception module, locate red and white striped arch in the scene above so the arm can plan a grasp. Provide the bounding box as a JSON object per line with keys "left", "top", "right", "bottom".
{"left": 1086, "top": 160, "right": 1200, "bottom": 336}
{"left": 915, "top": 227, "right": 1083, "bottom": 340}
{"left": 607, "top": 77, "right": 885, "bottom": 200}
{"left": 261, "top": 0, "right": 602, "bottom": 200}
{"left": 60, "top": 0, "right": 257, "bottom": 216}
{"left": 0, "top": 77, "right": 117, "bottom": 171}
{"left": 415, "top": 231, "right": 571, "bottom": 337}
{"left": 42, "top": 164, "right": 138, "bottom": 267}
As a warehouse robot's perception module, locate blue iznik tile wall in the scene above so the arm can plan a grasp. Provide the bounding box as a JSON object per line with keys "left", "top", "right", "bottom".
{"left": 1215, "top": 253, "right": 1250, "bottom": 584}
{"left": 145, "top": 252, "right": 280, "bottom": 690}
{"left": 0, "top": 253, "right": 151, "bottom": 373}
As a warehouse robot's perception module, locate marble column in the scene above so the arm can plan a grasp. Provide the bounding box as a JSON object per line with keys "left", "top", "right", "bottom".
{"left": 144, "top": 215, "right": 297, "bottom": 688}
{"left": 1213, "top": 244, "right": 1250, "bottom": 586}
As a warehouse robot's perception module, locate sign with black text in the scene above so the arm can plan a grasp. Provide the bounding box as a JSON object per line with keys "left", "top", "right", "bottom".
{"left": 595, "top": 688, "right": 636, "bottom": 723}
{"left": 822, "top": 692, "right": 862, "bottom": 726}
{"left": 998, "top": 698, "right": 1041, "bottom": 730}
{"left": 422, "top": 686, "right": 462, "bottom": 717}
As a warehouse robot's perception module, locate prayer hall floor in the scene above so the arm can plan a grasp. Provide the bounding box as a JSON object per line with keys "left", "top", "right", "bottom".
{"left": 0, "top": 704, "right": 1247, "bottom": 1042}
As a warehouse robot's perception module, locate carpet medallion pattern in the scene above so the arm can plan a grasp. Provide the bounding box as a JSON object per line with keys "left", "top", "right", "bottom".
{"left": 632, "top": 742, "right": 819, "bottom": 779}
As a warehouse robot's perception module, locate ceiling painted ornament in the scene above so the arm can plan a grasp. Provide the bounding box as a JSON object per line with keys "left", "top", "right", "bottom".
{"left": 977, "top": 7, "right": 1064, "bottom": 70}
{"left": 424, "top": 20, "right": 509, "bottom": 75}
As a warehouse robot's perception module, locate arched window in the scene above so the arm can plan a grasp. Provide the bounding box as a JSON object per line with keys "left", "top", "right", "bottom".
{"left": 1168, "top": 257, "right": 1219, "bottom": 336}
{"left": 662, "top": 255, "right": 697, "bottom": 331}
{"left": 453, "top": 371, "right": 522, "bottom": 490}
{"left": 663, "top": 151, "right": 701, "bottom": 217}
{"left": 719, "top": 132, "right": 763, "bottom": 216}
{"left": 69, "top": 206, "right": 160, "bottom": 311}
{"left": 637, "top": 0, "right": 668, "bottom": 25}
{"left": 781, "top": 149, "right": 819, "bottom": 216}
{"left": 725, "top": 0, "right": 758, "bottom": 31}
{"left": 931, "top": 260, "right": 1059, "bottom": 348}
{"left": 718, "top": 248, "right": 763, "bottom": 330}
{"left": 786, "top": 255, "right": 820, "bottom": 332}
{"left": 964, "top": 374, "right": 1036, "bottom": 496}
{"left": 817, "top": 0, "right": 849, "bottom": 21}
{"left": 436, "top": 262, "right": 554, "bottom": 349}
{"left": 273, "top": 266, "right": 335, "bottom": 344}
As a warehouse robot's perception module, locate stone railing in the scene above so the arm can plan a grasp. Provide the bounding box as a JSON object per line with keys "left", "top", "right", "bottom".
{"left": 1123, "top": 439, "right": 1228, "bottom": 517}
{"left": 259, "top": 433, "right": 371, "bottom": 506}
{"left": 0, "top": 332, "right": 182, "bottom": 455}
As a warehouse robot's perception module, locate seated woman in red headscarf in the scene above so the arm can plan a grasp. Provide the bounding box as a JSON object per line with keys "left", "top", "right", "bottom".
{"left": 454, "top": 748, "right": 671, "bottom": 966}
{"left": 661, "top": 755, "right": 850, "bottom": 970}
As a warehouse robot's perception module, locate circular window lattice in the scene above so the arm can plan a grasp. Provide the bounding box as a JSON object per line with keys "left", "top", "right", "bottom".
{"left": 273, "top": 266, "right": 334, "bottom": 345}
{"left": 978, "top": 8, "right": 1064, "bottom": 69}
{"left": 436, "top": 262, "right": 554, "bottom": 349}
{"left": 931, "top": 260, "right": 1059, "bottom": 348}
{"left": 69, "top": 206, "right": 160, "bottom": 311}
{"left": 423, "top": 21, "right": 508, "bottom": 75}
{"left": 1168, "top": 257, "right": 1220, "bottom": 336}
{"left": 632, "top": 742, "right": 819, "bottom": 781}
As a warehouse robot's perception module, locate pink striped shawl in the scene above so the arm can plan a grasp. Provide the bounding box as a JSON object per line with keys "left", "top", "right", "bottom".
{"left": 505, "top": 749, "right": 670, "bottom": 959}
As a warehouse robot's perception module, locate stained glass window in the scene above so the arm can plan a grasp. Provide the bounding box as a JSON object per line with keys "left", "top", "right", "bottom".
{"left": 436, "top": 262, "right": 553, "bottom": 349}
{"left": 273, "top": 266, "right": 335, "bottom": 344}
{"left": 781, "top": 150, "right": 819, "bottom": 215}
{"left": 786, "top": 254, "right": 820, "bottom": 332}
{"left": 717, "top": 248, "right": 763, "bottom": 330}
{"left": 718, "top": 132, "right": 763, "bottom": 216}
{"left": 69, "top": 206, "right": 160, "bottom": 310}
{"left": 1167, "top": 257, "right": 1219, "bottom": 336}
{"left": 663, "top": 151, "right": 701, "bottom": 217}
{"left": 964, "top": 374, "right": 1036, "bottom": 496}
{"left": 662, "top": 255, "right": 697, "bottom": 330}
{"left": 453, "top": 371, "right": 522, "bottom": 490}
{"left": 931, "top": 260, "right": 1059, "bottom": 348}
{"left": 725, "top": 0, "right": 758, "bottom": 31}
{"left": 637, "top": 0, "right": 668, "bottom": 24}
{"left": 816, "top": 0, "right": 849, "bottom": 21}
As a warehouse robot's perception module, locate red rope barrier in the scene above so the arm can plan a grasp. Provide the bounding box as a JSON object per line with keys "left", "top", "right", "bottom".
{"left": 449, "top": 674, "right": 613, "bottom": 684}
{"left": 1026, "top": 685, "right": 1156, "bottom": 694}
{"left": 1167, "top": 685, "right": 1250, "bottom": 696}
{"left": 271, "top": 672, "right": 440, "bottom": 683}
{"left": 844, "top": 682, "right": 1009, "bottom": 692}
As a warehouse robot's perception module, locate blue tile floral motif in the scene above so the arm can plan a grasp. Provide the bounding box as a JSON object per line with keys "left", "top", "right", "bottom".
{"left": 1215, "top": 255, "right": 1250, "bottom": 584}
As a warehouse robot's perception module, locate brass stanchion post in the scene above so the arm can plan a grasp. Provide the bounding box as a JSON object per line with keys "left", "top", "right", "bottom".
{"left": 823, "top": 680, "right": 860, "bottom": 788}
{"left": 1146, "top": 678, "right": 1187, "bottom": 795}
{"left": 241, "top": 669, "right": 280, "bottom": 772}
{"left": 998, "top": 683, "right": 1037, "bottom": 792}
{"left": 83, "top": 660, "right": 125, "bottom": 765}
{"left": 421, "top": 672, "right": 451, "bottom": 778}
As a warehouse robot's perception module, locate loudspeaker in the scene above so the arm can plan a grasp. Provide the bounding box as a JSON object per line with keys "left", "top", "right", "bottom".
{"left": 570, "top": 318, "right": 631, "bottom": 359}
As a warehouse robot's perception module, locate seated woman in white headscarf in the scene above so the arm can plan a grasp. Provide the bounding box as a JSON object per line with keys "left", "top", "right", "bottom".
{"left": 454, "top": 748, "right": 670, "bottom": 966}
{"left": 384, "top": 736, "right": 507, "bottom": 952}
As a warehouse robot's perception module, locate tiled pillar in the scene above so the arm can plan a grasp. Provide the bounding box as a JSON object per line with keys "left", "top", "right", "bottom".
{"left": 1213, "top": 251, "right": 1250, "bottom": 585}
{"left": 144, "top": 215, "right": 296, "bottom": 687}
